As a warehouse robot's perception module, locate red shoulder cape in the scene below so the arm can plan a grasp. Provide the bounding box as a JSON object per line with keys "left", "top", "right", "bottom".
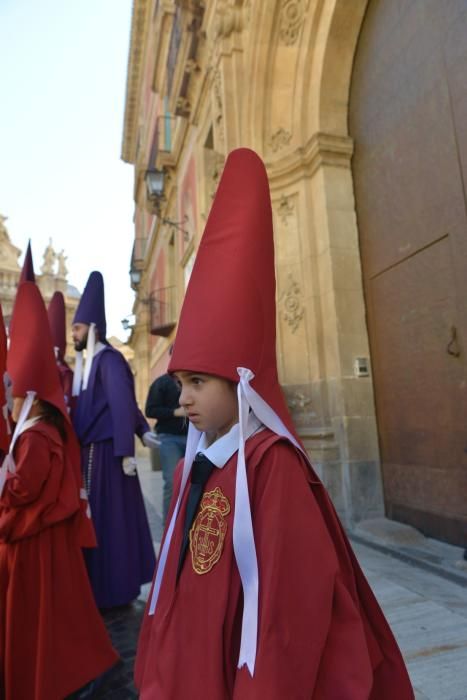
{"left": 135, "top": 429, "right": 413, "bottom": 698}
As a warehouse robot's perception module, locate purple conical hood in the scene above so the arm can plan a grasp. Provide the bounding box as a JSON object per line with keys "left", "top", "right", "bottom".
{"left": 19, "top": 240, "right": 35, "bottom": 283}
{"left": 73, "top": 271, "right": 106, "bottom": 340}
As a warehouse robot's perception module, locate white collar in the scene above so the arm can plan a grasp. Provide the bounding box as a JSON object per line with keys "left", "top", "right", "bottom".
{"left": 17, "top": 416, "right": 41, "bottom": 437}
{"left": 196, "top": 413, "right": 262, "bottom": 468}
{"left": 93, "top": 341, "right": 106, "bottom": 357}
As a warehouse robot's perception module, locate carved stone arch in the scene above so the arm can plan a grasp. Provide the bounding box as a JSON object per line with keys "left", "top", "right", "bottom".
{"left": 241, "top": 1, "right": 278, "bottom": 151}
{"left": 303, "top": 0, "right": 369, "bottom": 137}
{"left": 245, "top": 0, "right": 315, "bottom": 155}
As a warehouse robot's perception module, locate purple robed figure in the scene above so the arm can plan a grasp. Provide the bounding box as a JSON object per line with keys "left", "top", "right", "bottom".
{"left": 72, "top": 272, "right": 156, "bottom": 608}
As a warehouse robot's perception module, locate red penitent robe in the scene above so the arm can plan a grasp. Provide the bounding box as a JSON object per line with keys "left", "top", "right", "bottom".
{"left": 57, "top": 359, "right": 74, "bottom": 415}
{"left": 135, "top": 428, "right": 414, "bottom": 699}
{"left": 0, "top": 421, "right": 118, "bottom": 700}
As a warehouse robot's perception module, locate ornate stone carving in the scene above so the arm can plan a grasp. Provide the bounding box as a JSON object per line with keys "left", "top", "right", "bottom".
{"left": 41, "top": 239, "right": 56, "bottom": 275}
{"left": 280, "top": 273, "right": 304, "bottom": 333}
{"left": 212, "top": 68, "right": 225, "bottom": 148}
{"left": 175, "top": 96, "right": 191, "bottom": 115}
{"left": 269, "top": 127, "right": 292, "bottom": 153}
{"left": 57, "top": 250, "right": 68, "bottom": 279}
{"left": 208, "top": 150, "right": 225, "bottom": 200}
{"left": 214, "top": 0, "right": 243, "bottom": 38}
{"left": 276, "top": 194, "right": 295, "bottom": 226}
{"left": 0, "top": 215, "right": 21, "bottom": 270}
{"left": 287, "top": 391, "right": 312, "bottom": 411}
{"left": 279, "top": 0, "right": 305, "bottom": 46}
{"left": 185, "top": 58, "right": 200, "bottom": 74}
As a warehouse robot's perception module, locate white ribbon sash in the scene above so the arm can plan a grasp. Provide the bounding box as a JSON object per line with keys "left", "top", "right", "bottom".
{"left": 72, "top": 351, "right": 83, "bottom": 397}
{"left": 82, "top": 323, "right": 96, "bottom": 391}
{"left": 0, "top": 391, "right": 36, "bottom": 498}
{"left": 72, "top": 323, "right": 96, "bottom": 397}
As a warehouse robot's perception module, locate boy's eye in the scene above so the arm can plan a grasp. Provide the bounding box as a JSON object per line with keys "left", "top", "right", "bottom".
{"left": 191, "top": 376, "right": 203, "bottom": 385}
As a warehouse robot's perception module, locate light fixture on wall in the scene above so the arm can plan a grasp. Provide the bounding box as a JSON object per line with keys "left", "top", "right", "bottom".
{"left": 145, "top": 168, "right": 190, "bottom": 241}
{"left": 145, "top": 168, "right": 165, "bottom": 200}
{"left": 121, "top": 314, "right": 135, "bottom": 332}
{"left": 130, "top": 269, "right": 142, "bottom": 287}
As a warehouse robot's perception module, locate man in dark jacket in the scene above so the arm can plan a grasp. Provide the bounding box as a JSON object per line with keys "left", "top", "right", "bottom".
{"left": 145, "top": 372, "right": 187, "bottom": 523}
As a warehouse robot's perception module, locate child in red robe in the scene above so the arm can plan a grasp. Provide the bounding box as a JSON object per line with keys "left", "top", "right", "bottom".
{"left": 135, "top": 149, "right": 414, "bottom": 698}
{"left": 0, "top": 282, "right": 118, "bottom": 700}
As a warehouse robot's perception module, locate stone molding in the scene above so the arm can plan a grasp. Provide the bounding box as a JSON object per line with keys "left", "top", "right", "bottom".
{"left": 121, "top": 0, "right": 152, "bottom": 163}
{"left": 267, "top": 132, "right": 353, "bottom": 188}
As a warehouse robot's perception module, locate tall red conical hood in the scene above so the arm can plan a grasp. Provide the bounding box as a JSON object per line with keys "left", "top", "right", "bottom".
{"left": 169, "top": 148, "right": 297, "bottom": 440}
{"left": 19, "top": 240, "right": 36, "bottom": 284}
{"left": 8, "top": 282, "right": 67, "bottom": 418}
{"left": 48, "top": 291, "right": 67, "bottom": 360}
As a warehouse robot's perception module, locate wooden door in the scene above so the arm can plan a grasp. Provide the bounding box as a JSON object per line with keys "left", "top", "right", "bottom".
{"left": 350, "top": 0, "right": 467, "bottom": 545}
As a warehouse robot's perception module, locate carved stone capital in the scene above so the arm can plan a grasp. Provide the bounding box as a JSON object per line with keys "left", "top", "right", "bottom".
{"left": 214, "top": 0, "right": 244, "bottom": 38}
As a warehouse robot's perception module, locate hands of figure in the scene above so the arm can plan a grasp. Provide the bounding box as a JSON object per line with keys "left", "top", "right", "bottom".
{"left": 142, "top": 431, "right": 161, "bottom": 449}
{"left": 173, "top": 406, "right": 185, "bottom": 417}
{"left": 122, "top": 456, "right": 138, "bottom": 476}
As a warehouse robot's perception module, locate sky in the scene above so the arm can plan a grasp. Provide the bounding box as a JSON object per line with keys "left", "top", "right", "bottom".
{"left": 0, "top": 0, "right": 136, "bottom": 339}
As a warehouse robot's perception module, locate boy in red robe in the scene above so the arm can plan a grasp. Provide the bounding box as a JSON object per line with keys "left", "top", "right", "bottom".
{"left": 0, "top": 282, "right": 118, "bottom": 700}
{"left": 135, "top": 149, "right": 414, "bottom": 699}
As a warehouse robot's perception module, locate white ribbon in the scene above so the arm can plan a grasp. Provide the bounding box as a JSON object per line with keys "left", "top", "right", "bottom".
{"left": 2, "top": 404, "right": 11, "bottom": 435}
{"left": 72, "top": 351, "right": 83, "bottom": 397}
{"left": 82, "top": 323, "right": 96, "bottom": 391}
{"left": 0, "top": 390, "right": 36, "bottom": 498}
{"left": 80, "top": 487, "right": 92, "bottom": 518}
{"left": 72, "top": 323, "right": 96, "bottom": 396}
{"left": 148, "top": 420, "right": 202, "bottom": 614}
{"left": 234, "top": 370, "right": 258, "bottom": 674}
{"left": 234, "top": 367, "right": 306, "bottom": 675}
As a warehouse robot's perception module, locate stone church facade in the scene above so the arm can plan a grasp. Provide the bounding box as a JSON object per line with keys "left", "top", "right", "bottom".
{"left": 122, "top": 0, "right": 467, "bottom": 544}
{"left": 0, "top": 214, "right": 80, "bottom": 364}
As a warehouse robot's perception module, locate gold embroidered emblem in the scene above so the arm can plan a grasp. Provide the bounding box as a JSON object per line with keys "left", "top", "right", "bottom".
{"left": 190, "top": 486, "right": 231, "bottom": 575}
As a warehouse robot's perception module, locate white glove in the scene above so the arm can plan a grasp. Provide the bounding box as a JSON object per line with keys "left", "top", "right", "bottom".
{"left": 142, "top": 431, "right": 161, "bottom": 449}
{"left": 122, "top": 456, "right": 138, "bottom": 476}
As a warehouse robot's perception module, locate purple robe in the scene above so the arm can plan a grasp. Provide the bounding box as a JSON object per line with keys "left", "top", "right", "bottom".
{"left": 73, "top": 346, "right": 156, "bottom": 607}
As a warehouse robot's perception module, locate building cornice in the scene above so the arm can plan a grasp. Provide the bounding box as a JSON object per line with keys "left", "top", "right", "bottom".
{"left": 121, "top": 0, "right": 152, "bottom": 164}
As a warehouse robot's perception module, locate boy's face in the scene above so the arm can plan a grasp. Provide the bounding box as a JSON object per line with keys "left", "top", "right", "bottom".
{"left": 174, "top": 371, "right": 238, "bottom": 441}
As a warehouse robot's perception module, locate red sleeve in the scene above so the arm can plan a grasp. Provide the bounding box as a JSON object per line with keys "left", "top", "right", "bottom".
{"left": 1, "top": 430, "right": 52, "bottom": 507}
{"left": 233, "top": 441, "right": 374, "bottom": 699}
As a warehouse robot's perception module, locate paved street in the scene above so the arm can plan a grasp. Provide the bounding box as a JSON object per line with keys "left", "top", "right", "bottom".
{"left": 96, "top": 458, "right": 467, "bottom": 700}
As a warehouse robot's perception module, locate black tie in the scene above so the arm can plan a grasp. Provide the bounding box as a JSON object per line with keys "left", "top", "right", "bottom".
{"left": 177, "top": 453, "right": 215, "bottom": 581}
